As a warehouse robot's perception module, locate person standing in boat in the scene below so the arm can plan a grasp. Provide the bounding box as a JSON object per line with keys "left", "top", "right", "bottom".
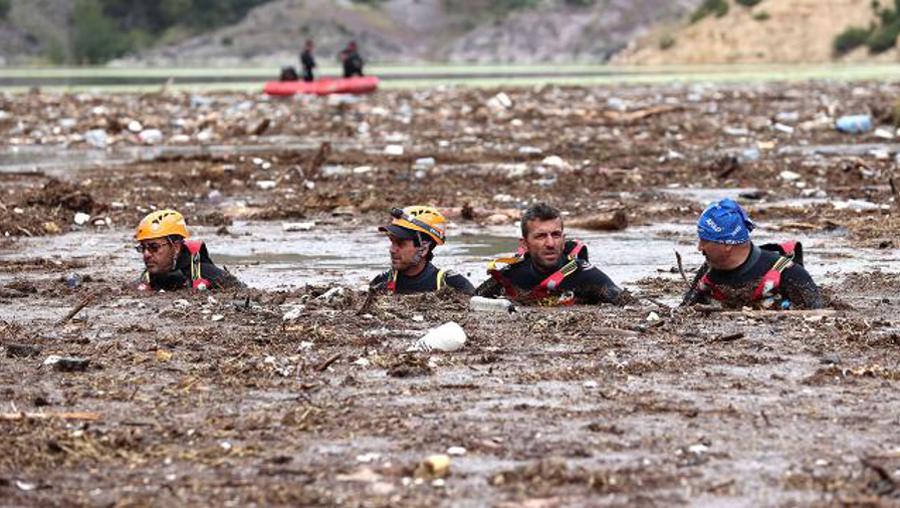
{"left": 339, "top": 41, "right": 364, "bottom": 78}
{"left": 300, "top": 39, "right": 316, "bottom": 82}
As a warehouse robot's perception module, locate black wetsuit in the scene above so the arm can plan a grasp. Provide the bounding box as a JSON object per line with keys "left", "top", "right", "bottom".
{"left": 341, "top": 49, "right": 364, "bottom": 78}
{"left": 475, "top": 241, "right": 625, "bottom": 305}
{"left": 300, "top": 49, "right": 316, "bottom": 82}
{"left": 141, "top": 243, "right": 243, "bottom": 292}
{"left": 683, "top": 243, "right": 823, "bottom": 309}
{"left": 370, "top": 263, "right": 474, "bottom": 295}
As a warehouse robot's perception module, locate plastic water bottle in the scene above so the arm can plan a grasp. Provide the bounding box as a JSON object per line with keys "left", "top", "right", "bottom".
{"left": 469, "top": 296, "right": 514, "bottom": 313}
{"left": 64, "top": 273, "right": 82, "bottom": 289}
{"left": 835, "top": 115, "right": 873, "bottom": 134}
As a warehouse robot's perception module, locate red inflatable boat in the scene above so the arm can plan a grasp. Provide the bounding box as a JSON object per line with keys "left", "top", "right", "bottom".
{"left": 264, "top": 76, "right": 379, "bottom": 96}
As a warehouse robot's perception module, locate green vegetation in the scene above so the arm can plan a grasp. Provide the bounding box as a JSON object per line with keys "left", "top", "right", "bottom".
{"left": 441, "top": 0, "right": 538, "bottom": 18}
{"left": 66, "top": 0, "right": 274, "bottom": 64}
{"left": 0, "top": 0, "right": 10, "bottom": 20}
{"left": 867, "top": 21, "right": 900, "bottom": 52}
{"left": 659, "top": 33, "right": 676, "bottom": 50}
{"left": 834, "top": 0, "right": 900, "bottom": 56}
{"left": 71, "top": 0, "right": 132, "bottom": 64}
{"left": 99, "top": 0, "right": 272, "bottom": 33}
{"left": 690, "top": 0, "right": 729, "bottom": 24}
{"left": 752, "top": 11, "right": 770, "bottom": 21}
{"left": 564, "top": 0, "right": 596, "bottom": 6}
{"left": 834, "top": 27, "right": 872, "bottom": 55}
{"left": 735, "top": 0, "right": 762, "bottom": 6}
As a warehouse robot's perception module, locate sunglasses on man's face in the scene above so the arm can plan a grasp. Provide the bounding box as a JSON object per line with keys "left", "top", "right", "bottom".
{"left": 135, "top": 241, "right": 168, "bottom": 254}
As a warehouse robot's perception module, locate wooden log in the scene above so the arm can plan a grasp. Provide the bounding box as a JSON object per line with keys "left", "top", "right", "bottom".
{"left": 1, "top": 411, "right": 101, "bottom": 422}
{"left": 567, "top": 210, "right": 628, "bottom": 231}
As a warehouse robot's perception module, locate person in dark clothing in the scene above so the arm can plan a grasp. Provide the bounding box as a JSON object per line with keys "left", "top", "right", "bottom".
{"left": 300, "top": 39, "right": 316, "bottom": 82}
{"left": 280, "top": 66, "right": 299, "bottom": 81}
{"left": 134, "top": 210, "right": 243, "bottom": 292}
{"left": 475, "top": 203, "right": 628, "bottom": 306}
{"left": 339, "top": 41, "right": 364, "bottom": 78}
{"left": 370, "top": 206, "right": 474, "bottom": 295}
{"left": 681, "top": 198, "right": 823, "bottom": 310}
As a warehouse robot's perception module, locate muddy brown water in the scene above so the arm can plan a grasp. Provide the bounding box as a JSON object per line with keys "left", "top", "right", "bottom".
{"left": 3, "top": 219, "right": 896, "bottom": 297}
{"left": 2, "top": 82, "right": 900, "bottom": 506}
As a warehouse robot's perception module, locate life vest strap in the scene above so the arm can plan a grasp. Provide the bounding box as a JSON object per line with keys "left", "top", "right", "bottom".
{"left": 700, "top": 243, "right": 797, "bottom": 304}
{"left": 184, "top": 240, "right": 210, "bottom": 291}
{"left": 752, "top": 255, "right": 794, "bottom": 301}
{"left": 386, "top": 269, "right": 398, "bottom": 293}
{"left": 490, "top": 241, "right": 586, "bottom": 303}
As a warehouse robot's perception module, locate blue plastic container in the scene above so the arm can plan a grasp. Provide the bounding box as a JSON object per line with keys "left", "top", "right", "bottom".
{"left": 835, "top": 115, "right": 873, "bottom": 134}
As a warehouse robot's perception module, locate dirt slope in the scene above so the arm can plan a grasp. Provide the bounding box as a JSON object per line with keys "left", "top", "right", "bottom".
{"left": 613, "top": 0, "right": 897, "bottom": 65}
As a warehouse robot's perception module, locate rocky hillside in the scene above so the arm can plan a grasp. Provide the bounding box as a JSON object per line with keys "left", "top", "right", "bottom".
{"left": 443, "top": 0, "right": 701, "bottom": 63}
{"left": 126, "top": 0, "right": 703, "bottom": 66}
{"left": 0, "top": 0, "right": 71, "bottom": 64}
{"left": 0, "top": 0, "right": 701, "bottom": 66}
{"left": 613, "top": 0, "right": 898, "bottom": 65}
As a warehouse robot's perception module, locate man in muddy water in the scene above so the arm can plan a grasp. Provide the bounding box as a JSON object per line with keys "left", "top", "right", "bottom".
{"left": 135, "top": 210, "right": 243, "bottom": 292}
{"left": 475, "top": 202, "right": 628, "bottom": 306}
{"left": 681, "top": 198, "right": 823, "bottom": 309}
{"left": 370, "top": 206, "right": 475, "bottom": 295}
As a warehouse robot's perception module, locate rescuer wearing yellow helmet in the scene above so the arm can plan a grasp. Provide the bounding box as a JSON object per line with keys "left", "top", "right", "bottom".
{"left": 134, "top": 209, "right": 243, "bottom": 291}
{"left": 370, "top": 206, "right": 474, "bottom": 295}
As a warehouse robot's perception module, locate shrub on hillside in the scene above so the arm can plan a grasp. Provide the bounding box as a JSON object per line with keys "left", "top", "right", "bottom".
{"left": 690, "top": 0, "right": 729, "bottom": 24}
{"left": 659, "top": 34, "right": 676, "bottom": 50}
{"left": 0, "top": 0, "right": 10, "bottom": 20}
{"left": 71, "top": 0, "right": 133, "bottom": 64}
{"left": 753, "top": 11, "right": 770, "bottom": 21}
{"left": 833, "top": 26, "right": 872, "bottom": 56}
{"left": 735, "top": 0, "right": 762, "bottom": 6}
{"left": 835, "top": 0, "right": 900, "bottom": 56}
{"left": 866, "top": 20, "right": 900, "bottom": 52}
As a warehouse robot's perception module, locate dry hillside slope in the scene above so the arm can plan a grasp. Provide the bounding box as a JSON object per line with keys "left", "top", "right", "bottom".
{"left": 614, "top": 0, "right": 897, "bottom": 65}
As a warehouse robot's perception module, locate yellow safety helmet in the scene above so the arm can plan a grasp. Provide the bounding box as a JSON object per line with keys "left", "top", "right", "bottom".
{"left": 135, "top": 209, "right": 190, "bottom": 241}
{"left": 379, "top": 206, "right": 446, "bottom": 245}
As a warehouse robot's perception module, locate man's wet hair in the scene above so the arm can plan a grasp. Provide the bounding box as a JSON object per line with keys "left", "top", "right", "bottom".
{"left": 521, "top": 202, "right": 562, "bottom": 237}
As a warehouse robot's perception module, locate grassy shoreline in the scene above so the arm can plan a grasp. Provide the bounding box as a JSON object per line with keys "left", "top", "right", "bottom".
{"left": 1, "top": 63, "right": 898, "bottom": 92}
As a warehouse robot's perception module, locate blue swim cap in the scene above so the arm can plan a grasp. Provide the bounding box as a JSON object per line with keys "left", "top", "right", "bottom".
{"left": 697, "top": 198, "right": 755, "bottom": 244}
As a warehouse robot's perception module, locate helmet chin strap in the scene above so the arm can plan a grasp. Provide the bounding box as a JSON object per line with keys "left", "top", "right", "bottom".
{"left": 169, "top": 239, "right": 182, "bottom": 271}
{"left": 410, "top": 233, "right": 432, "bottom": 266}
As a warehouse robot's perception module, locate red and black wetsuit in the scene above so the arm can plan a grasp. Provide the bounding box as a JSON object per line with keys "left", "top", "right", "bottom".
{"left": 476, "top": 241, "right": 625, "bottom": 305}
{"left": 683, "top": 242, "right": 823, "bottom": 309}
{"left": 139, "top": 241, "right": 243, "bottom": 292}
